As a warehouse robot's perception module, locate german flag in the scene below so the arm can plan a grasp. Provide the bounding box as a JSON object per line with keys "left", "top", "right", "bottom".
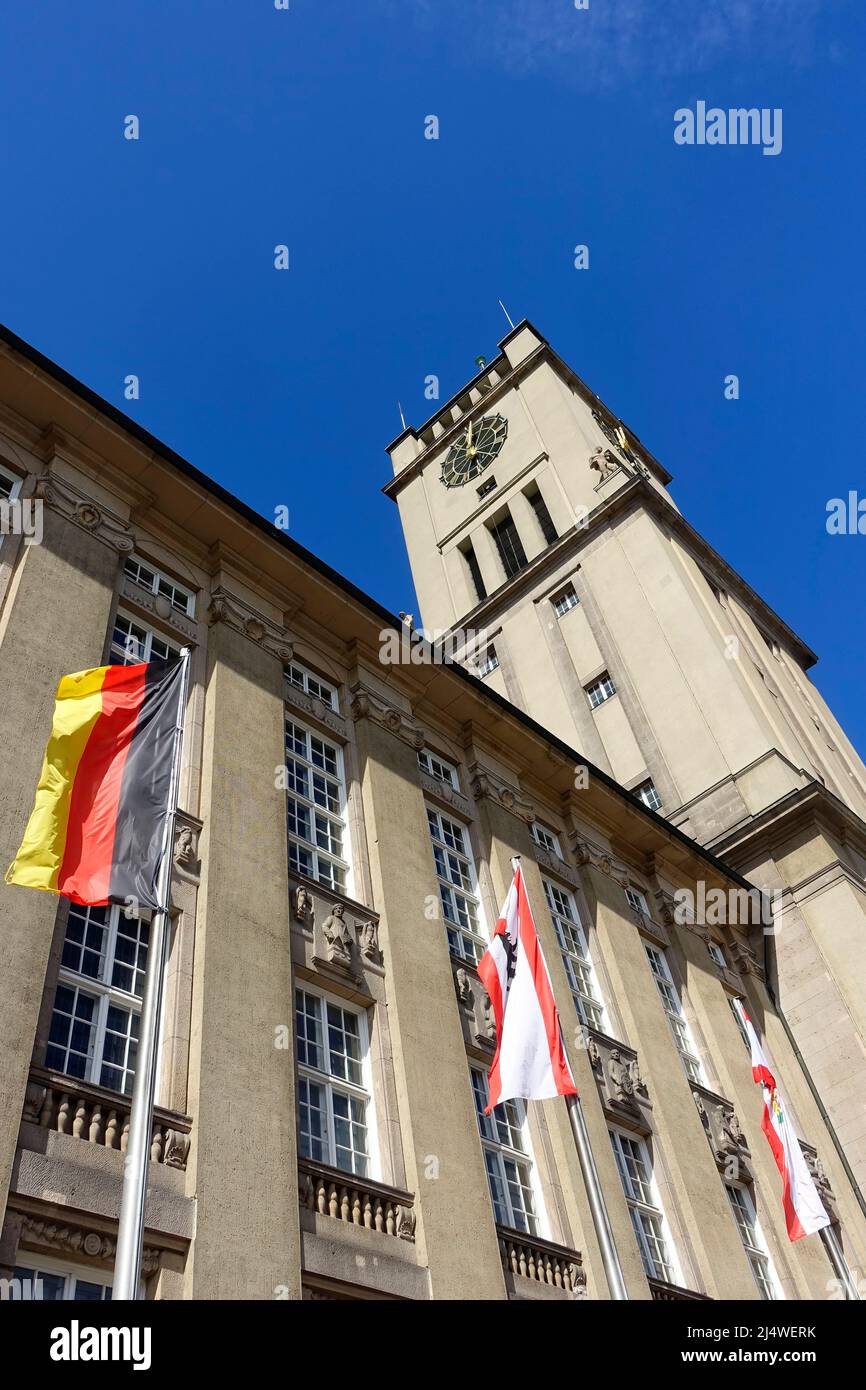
{"left": 5, "top": 658, "right": 186, "bottom": 910}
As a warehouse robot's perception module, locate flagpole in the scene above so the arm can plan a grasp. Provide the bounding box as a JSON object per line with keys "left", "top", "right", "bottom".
{"left": 113, "top": 647, "right": 191, "bottom": 1300}
{"left": 508, "top": 859, "right": 629, "bottom": 1300}
{"left": 820, "top": 1224, "right": 861, "bottom": 1300}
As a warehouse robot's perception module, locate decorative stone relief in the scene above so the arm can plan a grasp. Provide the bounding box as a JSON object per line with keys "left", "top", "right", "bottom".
{"left": 589, "top": 447, "right": 620, "bottom": 482}
{"left": 396, "top": 1207, "right": 417, "bottom": 1242}
{"left": 284, "top": 677, "right": 349, "bottom": 741}
{"left": 419, "top": 770, "right": 471, "bottom": 818}
{"left": 20, "top": 1216, "right": 160, "bottom": 1275}
{"left": 569, "top": 834, "right": 630, "bottom": 888}
{"left": 293, "top": 884, "right": 315, "bottom": 931}
{"left": 692, "top": 1087, "right": 752, "bottom": 1180}
{"left": 358, "top": 920, "right": 381, "bottom": 965}
{"left": 120, "top": 575, "right": 198, "bottom": 642}
{"left": 802, "top": 1144, "right": 837, "bottom": 1222}
{"left": 206, "top": 585, "right": 294, "bottom": 662}
{"left": 35, "top": 473, "right": 135, "bottom": 553}
{"left": 163, "top": 1129, "right": 191, "bottom": 1170}
{"left": 533, "top": 845, "right": 579, "bottom": 887}
{"left": 322, "top": 903, "right": 353, "bottom": 967}
{"left": 455, "top": 968, "right": 473, "bottom": 1008}
{"left": 173, "top": 816, "right": 202, "bottom": 880}
{"left": 349, "top": 684, "right": 425, "bottom": 751}
{"left": 587, "top": 1032, "right": 652, "bottom": 1132}
{"left": 469, "top": 765, "right": 535, "bottom": 826}
{"left": 476, "top": 992, "right": 497, "bottom": 1048}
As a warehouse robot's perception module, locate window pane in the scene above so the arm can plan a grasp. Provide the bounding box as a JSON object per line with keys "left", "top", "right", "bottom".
{"left": 298, "top": 1077, "right": 327, "bottom": 1162}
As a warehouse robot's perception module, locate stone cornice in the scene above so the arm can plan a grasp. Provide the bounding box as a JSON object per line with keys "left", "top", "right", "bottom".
{"left": 348, "top": 682, "right": 425, "bottom": 750}
{"left": 35, "top": 470, "right": 135, "bottom": 553}
{"left": 206, "top": 585, "right": 294, "bottom": 662}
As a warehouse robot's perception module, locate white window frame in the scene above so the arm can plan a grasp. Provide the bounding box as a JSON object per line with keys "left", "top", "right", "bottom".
{"left": 285, "top": 660, "right": 338, "bottom": 711}
{"left": 0, "top": 465, "right": 24, "bottom": 556}
{"left": 551, "top": 584, "right": 579, "bottom": 618}
{"left": 644, "top": 944, "right": 706, "bottom": 1084}
{"left": 543, "top": 878, "right": 607, "bottom": 1033}
{"left": 11, "top": 1255, "right": 114, "bottom": 1302}
{"left": 625, "top": 887, "right": 650, "bottom": 916}
{"left": 111, "top": 608, "right": 181, "bottom": 665}
{"left": 46, "top": 903, "right": 149, "bottom": 1096}
{"left": 586, "top": 672, "right": 616, "bottom": 709}
{"left": 531, "top": 821, "right": 562, "bottom": 857}
{"left": 285, "top": 717, "right": 352, "bottom": 896}
{"left": 725, "top": 1183, "right": 783, "bottom": 1301}
{"left": 635, "top": 779, "right": 663, "bottom": 812}
{"left": 418, "top": 747, "right": 459, "bottom": 790}
{"left": 295, "top": 983, "right": 378, "bottom": 1179}
{"left": 610, "top": 1128, "right": 682, "bottom": 1286}
{"left": 477, "top": 646, "right": 500, "bottom": 677}
{"left": 426, "top": 806, "right": 487, "bottom": 963}
{"left": 708, "top": 941, "right": 728, "bottom": 971}
{"left": 471, "top": 1068, "right": 545, "bottom": 1238}
{"left": 123, "top": 554, "right": 195, "bottom": 617}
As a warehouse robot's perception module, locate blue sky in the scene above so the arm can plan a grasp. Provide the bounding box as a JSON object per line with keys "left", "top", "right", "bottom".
{"left": 1, "top": 1, "right": 863, "bottom": 754}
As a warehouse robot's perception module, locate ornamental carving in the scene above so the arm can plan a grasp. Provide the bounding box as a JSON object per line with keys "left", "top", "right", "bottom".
{"left": 34, "top": 474, "right": 135, "bottom": 553}
{"left": 692, "top": 1087, "right": 752, "bottom": 1181}
{"left": 455, "top": 967, "right": 473, "bottom": 1008}
{"left": 206, "top": 586, "right": 294, "bottom": 662}
{"left": 587, "top": 1032, "right": 652, "bottom": 1132}
{"left": 358, "top": 919, "right": 381, "bottom": 965}
{"left": 802, "top": 1144, "right": 837, "bottom": 1222}
{"left": 589, "top": 447, "right": 620, "bottom": 482}
{"left": 293, "top": 884, "right": 315, "bottom": 930}
{"left": 349, "top": 684, "right": 425, "bottom": 751}
{"left": 163, "top": 1129, "right": 191, "bottom": 1171}
{"left": 20, "top": 1216, "right": 160, "bottom": 1275}
{"left": 173, "top": 817, "right": 202, "bottom": 878}
{"left": 469, "top": 765, "right": 535, "bottom": 826}
{"left": 569, "top": 834, "right": 630, "bottom": 888}
{"left": 322, "top": 903, "right": 353, "bottom": 967}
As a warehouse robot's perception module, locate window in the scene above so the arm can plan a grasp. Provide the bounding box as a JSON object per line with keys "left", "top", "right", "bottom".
{"left": 111, "top": 610, "right": 180, "bottom": 665}
{"left": 708, "top": 941, "right": 728, "bottom": 971}
{"left": 477, "top": 476, "right": 497, "bottom": 499}
{"left": 285, "top": 719, "right": 350, "bottom": 894}
{"left": 726, "top": 1185, "right": 780, "bottom": 1300}
{"left": 586, "top": 672, "right": 616, "bottom": 709}
{"left": 462, "top": 541, "right": 487, "bottom": 603}
{"left": 123, "top": 555, "right": 195, "bottom": 617}
{"left": 46, "top": 904, "right": 149, "bottom": 1095}
{"left": 544, "top": 879, "right": 605, "bottom": 1031}
{"left": 551, "top": 584, "right": 579, "bottom": 618}
{"left": 531, "top": 822, "right": 562, "bottom": 857}
{"left": 296, "top": 988, "right": 372, "bottom": 1177}
{"left": 0, "top": 463, "right": 22, "bottom": 503}
{"left": 418, "top": 747, "right": 459, "bottom": 790}
{"left": 634, "top": 779, "right": 663, "bottom": 812}
{"left": 477, "top": 646, "right": 499, "bottom": 677}
{"left": 526, "top": 486, "right": 558, "bottom": 545}
{"left": 610, "top": 1129, "right": 678, "bottom": 1284}
{"left": 644, "top": 945, "right": 705, "bottom": 1084}
{"left": 426, "top": 807, "right": 486, "bottom": 963}
{"left": 729, "top": 996, "right": 751, "bottom": 1050}
{"left": 12, "top": 1262, "right": 112, "bottom": 1302}
{"left": 488, "top": 510, "right": 528, "bottom": 580}
{"left": 471, "top": 1069, "right": 539, "bottom": 1235}
{"left": 625, "top": 887, "right": 650, "bottom": 917}
{"left": 286, "top": 661, "right": 337, "bottom": 711}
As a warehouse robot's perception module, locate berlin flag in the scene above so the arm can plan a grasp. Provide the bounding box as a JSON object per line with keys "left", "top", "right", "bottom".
{"left": 478, "top": 861, "right": 577, "bottom": 1112}
{"left": 739, "top": 1005, "right": 830, "bottom": 1241}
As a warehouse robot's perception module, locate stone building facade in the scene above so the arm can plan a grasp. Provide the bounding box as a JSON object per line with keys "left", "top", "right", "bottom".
{"left": 0, "top": 324, "right": 863, "bottom": 1301}
{"left": 387, "top": 320, "right": 866, "bottom": 1196}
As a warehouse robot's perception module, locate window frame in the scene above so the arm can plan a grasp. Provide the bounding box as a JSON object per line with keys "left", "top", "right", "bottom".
{"left": 543, "top": 877, "right": 607, "bottom": 1033}
{"left": 644, "top": 944, "right": 706, "bottom": 1085}
{"left": 476, "top": 645, "right": 500, "bottom": 677}
{"left": 634, "top": 779, "right": 663, "bottom": 812}
{"left": 610, "top": 1128, "right": 681, "bottom": 1286}
{"left": 123, "top": 554, "right": 195, "bottom": 618}
{"left": 585, "top": 672, "right": 616, "bottom": 709}
{"left": 725, "top": 1183, "right": 782, "bottom": 1301}
{"left": 426, "top": 805, "right": 487, "bottom": 963}
{"left": 471, "top": 1067, "right": 544, "bottom": 1238}
{"left": 418, "top": 747, "right": 459, "bottom": 790}
{"left": 46, "top": 903, "right": 149, "bottom": 1096}
{"left": 551, "top": 584, "right": 579, "bottom": 618}
{"left": 531, "top": 821, "right": 562, "bottom": 858}
{"left": 285, "top": 716, "right": 352, "bottom": 896}
{"left": 11, "top": 1255, "right": 114, "bottom": 1302}
{"left": 488, "top": 510, "right": 528, "bottom": 581}
{"left": 295, "top": 983, "right": 378, "bottom": 1179}
{"left": 111, "top": 608, "right": 182, "bottom": 665}
{"left": 285, "top": 660, "right": 338, "bottom": 711}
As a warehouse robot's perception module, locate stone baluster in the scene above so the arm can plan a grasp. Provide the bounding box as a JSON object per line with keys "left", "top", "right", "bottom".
{"left": 57, "top": 1093, "right": 72, "bottom": 1134}
{"left": 104, "top": 1109, "right": 119, "bottom": 1150}
{"left": 38, "top": 1087, "right": 55, "bottom": 1129}
{"left": 73, "top": 1096, "right": 88, "bottom": 1139}
{"left": 89, "top": 1103, "right": 104, "bottom": 1145}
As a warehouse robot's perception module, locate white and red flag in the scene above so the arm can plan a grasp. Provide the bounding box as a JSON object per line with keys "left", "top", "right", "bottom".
{"left": 478, "top": 861, "right": 577, "bottom": 1112}
{"left": 738, "top": 1005, "right": 830, "bottom": 1241}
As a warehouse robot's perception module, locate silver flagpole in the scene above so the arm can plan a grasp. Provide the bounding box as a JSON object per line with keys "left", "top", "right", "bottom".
{"left": 113, "top": 647, "right": 191, "bottom": 1300}
{"left": 509, "top": 858, "right": 629, "bottom": 1300}
{"left": 820, "top": 1224, "right": 861, "bottom": 1300}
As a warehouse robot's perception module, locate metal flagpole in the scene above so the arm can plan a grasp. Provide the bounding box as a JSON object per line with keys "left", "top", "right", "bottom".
{"left": 508, "top": 859, "right": 629, "bottom": 1300}
{"left": 820, "top": 1224, "right": 861, "bottom": 1300}
{"left": 113, "top": 647, "right": 191, "bottom": 1300}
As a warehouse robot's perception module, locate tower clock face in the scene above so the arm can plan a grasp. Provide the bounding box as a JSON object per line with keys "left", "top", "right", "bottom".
{"left": 439, "top": 413, "right": 508, "bottom": 488}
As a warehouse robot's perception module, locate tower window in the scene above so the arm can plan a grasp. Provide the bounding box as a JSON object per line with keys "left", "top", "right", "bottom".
{"left": 551, "top": 584, "right": 579, "bottom": 618}
{"left": 488, "top": 510, "right": 528, "bottom": 581}
{"left": 477, "top": 646, "right": 499, "bottom": 677}
{"left": 526, "top": 486, "right": 558, "bottom": 545}
{"left": 477, "top": 477, "right": 497, "bottom": 500}
{"left": 635, "top": 779, "right": 662, "bottom": 812}
{"left": 585, "top": 672, "right": 616, "bottom": 708}
{"left": 461, "top": 541, "right": 487, "bottom": 603}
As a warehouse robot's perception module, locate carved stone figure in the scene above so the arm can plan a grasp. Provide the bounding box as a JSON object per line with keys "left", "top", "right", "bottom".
{"left": 358, "top": 919, "right": 381, "bottom": 964}
{"left": 589, "top": 447, "right": 618, "bottom": 481}
{"left": 455, "top": 967, "right": 472, "bottom": 1007}
{"left": 608, "top": 1048, "right": 636, "bottom": 1103}
{"left": 322, "top": 903, "right": 352, "bottom": 965}
{"left": 174, "top": 825, "right": 195, "bottom": 868}
{"left": 293, "top": 885, "right": 314, "bottom": 929}
{"left": 481, "top": 992, "right": 497, "bottom": 1042}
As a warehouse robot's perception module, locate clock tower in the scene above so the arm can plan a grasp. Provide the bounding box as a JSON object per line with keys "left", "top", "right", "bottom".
{"left": 385, "top": 319, "right": 866, "bottom": 1191}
